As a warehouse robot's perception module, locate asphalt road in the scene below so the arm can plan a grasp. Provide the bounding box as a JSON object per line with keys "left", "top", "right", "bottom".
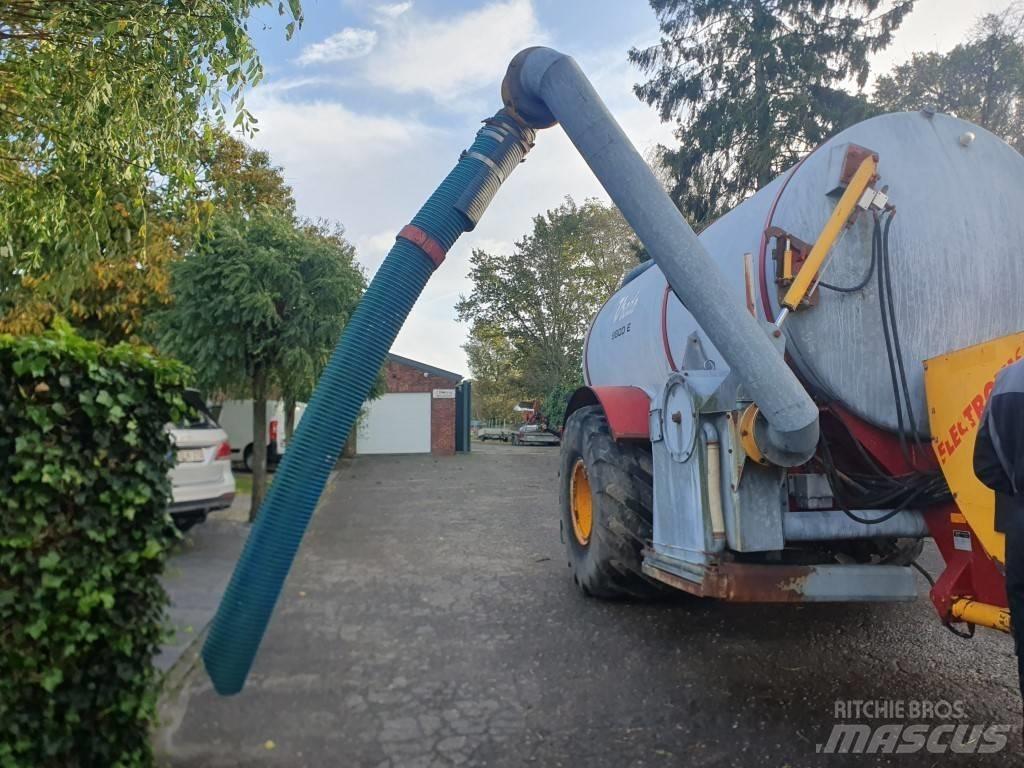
{"left": 161, "top": 441, "right": 1022, "bottom": 767}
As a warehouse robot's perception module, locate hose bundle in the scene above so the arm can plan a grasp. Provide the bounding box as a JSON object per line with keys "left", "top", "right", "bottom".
{"left": 817, "top": 211, "right": 951, "bottom": 524}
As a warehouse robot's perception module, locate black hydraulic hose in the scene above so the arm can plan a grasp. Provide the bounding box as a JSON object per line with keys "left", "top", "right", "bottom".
{"left": 880, "top": 212, "right": 925, "bottom": 454}
{"left": 819, "top": 428, "right": 921, "bottom": 525}
{"left": 874, "top": 211, "right": 914, "bottom": 466}
{"left": 820, "top": 219, "right": 878, "bottom": 293}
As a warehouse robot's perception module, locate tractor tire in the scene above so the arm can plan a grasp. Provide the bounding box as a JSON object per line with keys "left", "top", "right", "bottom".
{"left": 559, "top": 405, "right": 662, "bottom": 599}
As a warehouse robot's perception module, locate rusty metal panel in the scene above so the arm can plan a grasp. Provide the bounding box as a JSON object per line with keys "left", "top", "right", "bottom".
{"left": 643, "top": 559, "right": 917, "bottom": 603}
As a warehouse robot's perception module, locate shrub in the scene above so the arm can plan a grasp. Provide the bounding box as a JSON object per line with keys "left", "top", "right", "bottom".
{"left": 0, "top": 323, "right": 189, "bottom": 768}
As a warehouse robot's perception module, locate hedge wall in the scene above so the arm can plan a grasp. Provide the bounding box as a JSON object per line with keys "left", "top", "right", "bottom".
{"left": 0, "top": 324, "right": 189, "bottom": 768}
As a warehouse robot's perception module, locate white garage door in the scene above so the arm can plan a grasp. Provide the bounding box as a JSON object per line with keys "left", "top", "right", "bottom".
{"left": 357, "top": 392, "right": 431, "bottom": 454}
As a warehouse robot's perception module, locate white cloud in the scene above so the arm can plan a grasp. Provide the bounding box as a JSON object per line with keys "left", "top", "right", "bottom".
{"left": 365, "top": 0, "right": 544, "bottom": 102}
{"left": 373, "top": 1, "right": 413, "bottom": 21}
{"left": 298, "top": 27, "right": 378, "bottom": 65}
{"left": 243, "top": 91, "right": 447, "bottom": 235}
{"left": 354, "top": 230, "right": 399, "bottom": 273}
{"left": 256, "top": 76, "right": 333, "bottom": 95}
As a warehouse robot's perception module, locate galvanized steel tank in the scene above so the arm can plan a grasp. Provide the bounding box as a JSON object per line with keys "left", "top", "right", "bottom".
{"left": 584, "top": 111, "right": 1024, "bottom": 435}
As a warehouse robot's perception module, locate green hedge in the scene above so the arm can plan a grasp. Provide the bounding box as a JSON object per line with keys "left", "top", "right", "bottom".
{"left": 0, "top": 323, "right": 189, "bottom": 768}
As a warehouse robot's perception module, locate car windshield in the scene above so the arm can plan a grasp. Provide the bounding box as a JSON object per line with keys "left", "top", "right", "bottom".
{"left": 177, "top": 389, "right": 218, "bottom": 429}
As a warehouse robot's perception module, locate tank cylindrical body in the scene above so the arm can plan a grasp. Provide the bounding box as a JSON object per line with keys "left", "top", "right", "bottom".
{"left": 584, "top": 112, "right": 1024, "bottom": 436}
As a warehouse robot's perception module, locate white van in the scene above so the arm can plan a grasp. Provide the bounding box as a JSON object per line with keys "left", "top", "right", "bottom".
{"left": 212, "top": 400, "right": 292, "bottom": 471}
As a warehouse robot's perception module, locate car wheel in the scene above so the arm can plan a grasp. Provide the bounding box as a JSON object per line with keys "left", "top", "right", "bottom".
{"left": 243, "top": 444, "right": 254, "bottom": 473}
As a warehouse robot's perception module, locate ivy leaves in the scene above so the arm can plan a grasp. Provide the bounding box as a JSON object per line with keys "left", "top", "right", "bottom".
{"left": 0, "top": 323, "right": 189, "bottom": 767}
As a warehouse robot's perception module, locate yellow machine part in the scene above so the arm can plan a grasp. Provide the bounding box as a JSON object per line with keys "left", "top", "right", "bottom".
{"left": 951, "top": 598, "right": 1012, "bottom": 634}
{"left": 923, "top": 331, "right": 1024, "bottom": 566}
{"left": 780, "top": 155, "right": 877, "bottom": 312}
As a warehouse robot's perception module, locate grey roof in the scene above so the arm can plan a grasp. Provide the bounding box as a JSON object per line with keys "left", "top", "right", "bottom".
{"left": 386, "top": 353, "right": 462, "bottom": 382}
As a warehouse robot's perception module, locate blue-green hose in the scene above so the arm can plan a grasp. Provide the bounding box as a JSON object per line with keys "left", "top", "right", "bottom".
{"left": 202, "top": 111, "right": 535, "bottom": 695}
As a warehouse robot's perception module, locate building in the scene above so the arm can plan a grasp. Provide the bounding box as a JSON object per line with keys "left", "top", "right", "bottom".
{"left": 355, "top": 353, "right": 465, "bottom": 456}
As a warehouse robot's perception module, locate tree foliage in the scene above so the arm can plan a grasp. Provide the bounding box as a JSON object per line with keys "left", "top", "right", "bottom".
{"left": 630, "top": 0, "right": 912, "bottom": 227}
{"left": 202, "top": 131, "right": 297, "bottom": 219}
{"left": 463, "top": 323, "right": 521, "bottom": 424}
{"left": 0, "top": 0, "right": 301, "bottom": 335}
{"left": 0, "top": 194, "right": 190, "bottom": 343}
{"left": 457, "top": 198, "right": 639, "bottom": 422}
{"left": 874, "top": 9, "right": 1024, "bottom": 152}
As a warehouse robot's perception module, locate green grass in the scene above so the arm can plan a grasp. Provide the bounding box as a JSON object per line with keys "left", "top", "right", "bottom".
{"left": 234, "top": 471, "right": 274, "bottom": 496}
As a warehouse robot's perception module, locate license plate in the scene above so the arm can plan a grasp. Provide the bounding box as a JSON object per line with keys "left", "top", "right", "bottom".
{"left": 177, "top": 448, "right": 204, "bottom": 463}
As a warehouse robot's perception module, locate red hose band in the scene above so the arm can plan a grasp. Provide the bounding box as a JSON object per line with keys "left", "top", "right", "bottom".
{"left": 397, "top": 224, "right": 447, "bottom": 269}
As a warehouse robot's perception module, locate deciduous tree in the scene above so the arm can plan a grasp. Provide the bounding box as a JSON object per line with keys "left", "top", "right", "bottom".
{"left": 874, "top": 9, "right": 1024, "bottom": 152}
{"left": 156, "top": 212, "right": 364, "bottom": 518}
{"left": 457, "top": 197, "right": 639, "bottom": 423}
{"left": 203, "top": 132, "right": 298, "bottom": 219}
{"left": 464, "top": 323, "right": 521, "bottom": 425}
{"left": 0, "top": 1, "right": 301, "bottom": 335}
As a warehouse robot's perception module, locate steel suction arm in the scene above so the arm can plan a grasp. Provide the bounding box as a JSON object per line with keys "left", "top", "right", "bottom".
{"left": 501, "top": 47, "right": 819, "bottom": 465}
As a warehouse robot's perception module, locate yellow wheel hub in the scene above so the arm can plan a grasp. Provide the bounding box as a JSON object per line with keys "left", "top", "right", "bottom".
{"left": 570, "top": 458, "right": 593, "bottom": 546}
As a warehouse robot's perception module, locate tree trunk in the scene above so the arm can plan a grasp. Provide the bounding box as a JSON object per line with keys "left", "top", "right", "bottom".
{"left": 284, "top": 396, "right": 296, "bottom": 443}
{"left": 250, "top": 367, "right": 269, "bottom": 522}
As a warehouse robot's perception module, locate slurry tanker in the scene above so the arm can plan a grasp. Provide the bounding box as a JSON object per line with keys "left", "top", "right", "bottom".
{"left": 202, "top": 47, "right": 1022, "bottom": 695}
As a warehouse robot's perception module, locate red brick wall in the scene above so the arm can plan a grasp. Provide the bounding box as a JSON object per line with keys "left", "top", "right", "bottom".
{"left": 384, "top": 360, "right": 457, "bottom": 455}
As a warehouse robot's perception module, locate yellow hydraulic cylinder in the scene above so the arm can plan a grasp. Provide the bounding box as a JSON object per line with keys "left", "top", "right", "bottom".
{"left": 780, "top": 155, "right": 877, "bottom": 312}
{"left": 950, "top": 598, "right": 1012, "bottom": 634}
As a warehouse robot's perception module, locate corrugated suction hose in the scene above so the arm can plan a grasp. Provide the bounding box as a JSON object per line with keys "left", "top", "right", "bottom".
{"left": 202, "top": 110, "right": 536, "bottom": 695}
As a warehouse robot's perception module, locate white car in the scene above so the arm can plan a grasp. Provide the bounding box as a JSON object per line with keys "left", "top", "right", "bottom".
{"left": 168, "top": 391, "right": 235, "bottom": 531}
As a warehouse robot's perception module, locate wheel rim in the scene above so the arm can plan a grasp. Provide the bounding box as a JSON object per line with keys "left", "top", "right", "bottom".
{"left": 569, "top": 458, "right": 593, "bottom": 546}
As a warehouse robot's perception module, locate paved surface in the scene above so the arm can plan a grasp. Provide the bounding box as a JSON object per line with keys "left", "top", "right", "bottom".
{"left": 160, "top": 442, "right": 1021, "bottom": 766}
{"left": 157, "top": 508, "right": 249, "bottom": 672}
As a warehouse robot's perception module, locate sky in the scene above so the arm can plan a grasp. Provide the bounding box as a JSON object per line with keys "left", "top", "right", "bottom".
{"left": 243, "top": 0, "right": 1007, "bottom": 376}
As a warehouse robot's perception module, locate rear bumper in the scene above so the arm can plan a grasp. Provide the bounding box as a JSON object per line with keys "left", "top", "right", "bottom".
{"left": 643, "top": 554, "right": 918, "bottom": 603}
{"left": 168, "top": 492, "right": 235, "bottom": 517}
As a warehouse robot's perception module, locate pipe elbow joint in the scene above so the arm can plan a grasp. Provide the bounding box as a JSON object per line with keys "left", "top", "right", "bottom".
{"left": 500, "top": 47, "right": 563, "bottom": 129}
{"left": 741, "top": 405, "right": 819, "bottom": 468}
{"left": 762, "top": 419, "right": 819, "bottom": 467}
